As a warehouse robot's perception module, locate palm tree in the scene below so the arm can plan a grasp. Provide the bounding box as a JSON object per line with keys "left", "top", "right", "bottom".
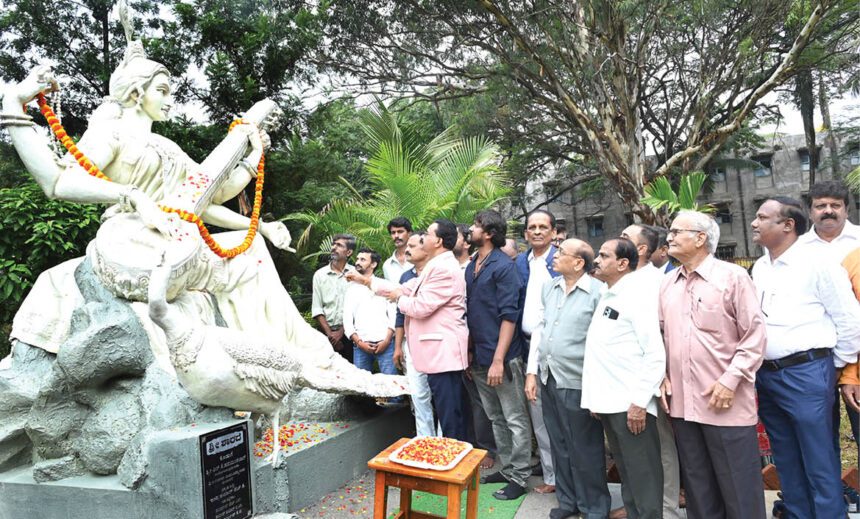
{"left": 287, "top": 103, "right": 509, "bottom": 259}
{"left": 640, "top": 171, "right": 714, "bottom": 223}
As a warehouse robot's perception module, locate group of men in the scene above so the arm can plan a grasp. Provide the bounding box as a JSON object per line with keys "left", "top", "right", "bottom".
{"left": 310, "top": 179, "right": 860, "bottom": 519}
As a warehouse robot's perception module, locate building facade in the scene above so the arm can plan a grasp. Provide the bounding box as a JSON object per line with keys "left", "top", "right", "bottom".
{"left": 539, "top": 132, "right": 860, "bottom": 259}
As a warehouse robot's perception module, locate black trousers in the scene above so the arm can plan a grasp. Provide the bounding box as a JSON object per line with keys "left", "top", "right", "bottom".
{"left": 542, "top": 374, "right": 610, "bottom": 518}
{"left": 672, "top": 419, "right": 766, "bottom": 519}
{"left": 602, "top": 411, "right": 663, "bottom": 519}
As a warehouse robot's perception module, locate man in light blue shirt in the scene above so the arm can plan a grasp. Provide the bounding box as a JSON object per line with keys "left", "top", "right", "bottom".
{"left": 525, "top": 238, "right": 609, "bottom": 519}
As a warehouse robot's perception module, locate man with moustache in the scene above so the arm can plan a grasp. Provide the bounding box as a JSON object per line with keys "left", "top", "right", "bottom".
{"left": 660, "top": 211, "right": 767, "bottom": 518}
{"left": 798, "top": 180, "right": 860, "bottom": 257}
{"left": 312, "top": 233, "right": 356, "bottom": 362}
{"left": 392, "top": 232, "right": 436, "bottom": 437}
{"left": 620, "top": 222, "right": 681, "bottom": 519}
{"left": 466, "top": 209, "right": 530, "bottom": 501}
{"left": 373, "top": 219, "right": 470, "bottom": 440}
{"left": 516, "top": 209, "right": 560, "bottom": 495}
{"left": 343, "top": 247, "right": 397, "bottom": 377}
{"left": 751, "top": 197, "right": 860, "bottom": 518}
{"left": 582, "top": 237, "right": 665, "bottom": 519}
{"left": 525, "top": 238, "right": 610, "bottom": 519}
{"left": 456, "top": 223, "right": 499, "bottom": 469}
{"left": 383, "top": 217, "right": 414, "bottom": 283}
{"left": 797, "top": 180, "right": 860, "bottom": 475}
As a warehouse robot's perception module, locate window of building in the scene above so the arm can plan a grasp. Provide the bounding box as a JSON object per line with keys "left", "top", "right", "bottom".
{"left": 715, "top": 244, "right": 736, "bottom": 260}
{"left": 752, "top": 154, "right": 774, "bottom": 189}
{"left": 711, "top": 166, "right": 726, "bottom": 183}
{"left": 753, "top": 156, "right": 772, "bottom": 177}
{"left": 850, "top": 145, "right": 860, "bottom": 166}
{"left": 714, "top": 204, "right": 732, "bottom": 225}
{"left": 587, "top": 216, "right": 604, "bottom": 238}
{"left": 799, "top": 150, "right": 810, "bottom": 171}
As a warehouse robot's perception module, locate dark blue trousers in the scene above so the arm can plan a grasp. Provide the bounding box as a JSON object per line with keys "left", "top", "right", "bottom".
{"left": 757, "top": 355, "right": 845, "bottom": 518}
{"left": 427, "top": 370, "right": 468, "bottom": 441}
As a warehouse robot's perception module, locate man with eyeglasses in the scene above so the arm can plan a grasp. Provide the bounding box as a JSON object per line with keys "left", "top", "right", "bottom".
{"left": 525, "top": 238, "right": 610, "bottom": 519}
{"left": 751, "top": 197, "right": 860, "bottom": 518}
{"left": 659, "top": 211, "right": 767, "bottom": 518}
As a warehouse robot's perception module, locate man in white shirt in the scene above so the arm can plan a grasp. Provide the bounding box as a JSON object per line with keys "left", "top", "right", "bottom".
{"left": 582, "top": 238, "right": 666, "bottom": 519}
{"left": 798, "top": 180, "right": 860, "bottom": 258}
{"left": 382, "top": 217, "right": 414, "bottom": 283}
{"left": 620, "top": 223, "right": 681, "bottom": 519}
{"left": 796, "top": 180, "right": 860, "bottom": 501}
{"left": 751, "top": 196, "right": 860, "bottom": 518}
{"left": 515, "top": 210, "right": 559, "bottom": 495}
{"left": 343, "top": 248, "right": 397, "bottom": 376}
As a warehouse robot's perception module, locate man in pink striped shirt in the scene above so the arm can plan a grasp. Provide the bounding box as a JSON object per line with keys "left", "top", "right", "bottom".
{"left": 658, "top": 210, "right": 767, "bottom": 519}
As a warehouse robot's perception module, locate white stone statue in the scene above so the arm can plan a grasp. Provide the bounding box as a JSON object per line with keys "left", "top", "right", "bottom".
{"left": 0, "top": 17, "right": 408, "bottom": 404}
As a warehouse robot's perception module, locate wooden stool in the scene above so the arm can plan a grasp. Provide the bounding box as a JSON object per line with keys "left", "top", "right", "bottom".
{"left": 368, "top": 437, "right": 487, "bottom": 519}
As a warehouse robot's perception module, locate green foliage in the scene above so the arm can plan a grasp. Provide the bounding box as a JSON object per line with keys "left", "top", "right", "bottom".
{"left": 287, "top": 102, "right": 509, "bottom": 259}
{"left": 0, "top": 181, "right": 102, "bottom": 325}
{"left": 641, "top": 172, "right": 714, "bottom": 218}
{"left": 846, "top": 165, "right": 860, "bottom": 192}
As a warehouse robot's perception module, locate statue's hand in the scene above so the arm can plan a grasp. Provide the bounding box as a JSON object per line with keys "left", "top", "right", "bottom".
{"left": 6, "top": 65, "right": 59, "bottom": 108}
{"left": 261, "top": 220, "right": 294, "bottom": 252}
{"left": 127, "top": 188, "right": 178, "bottom": 239}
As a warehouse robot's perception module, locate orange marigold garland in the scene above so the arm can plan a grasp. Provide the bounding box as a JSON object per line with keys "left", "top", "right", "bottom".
{"left": 35, "top": 94, "right": 265, "bottom": 259}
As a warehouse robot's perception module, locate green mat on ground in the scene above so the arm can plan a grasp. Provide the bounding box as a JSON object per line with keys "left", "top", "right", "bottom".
{"left": 388, "top": 483, "right": 524, "bottom": 519}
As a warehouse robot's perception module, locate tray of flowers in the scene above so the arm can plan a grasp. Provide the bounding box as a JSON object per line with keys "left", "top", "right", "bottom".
{"left": 389, "top": 436, "right": 473, "bottom": 471}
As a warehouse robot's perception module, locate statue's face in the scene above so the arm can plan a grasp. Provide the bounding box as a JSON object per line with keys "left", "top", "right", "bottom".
{"left": 140, "top": 72, "right": 173, "bottom": 122}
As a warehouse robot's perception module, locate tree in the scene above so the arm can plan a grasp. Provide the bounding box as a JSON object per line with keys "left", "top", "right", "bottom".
{"left": 0, "top": 0, "right": 179, "bottom": 136}
{"left": 319, "top": 0, "right": 858, "bottom": 222}
{"left": 288, "top": 102, "right": 509, "bottom": 258}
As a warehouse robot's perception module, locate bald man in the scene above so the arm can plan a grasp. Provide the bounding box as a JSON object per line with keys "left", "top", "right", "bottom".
{"left": 525, "top": 239, "right": 610, "bottom": 519}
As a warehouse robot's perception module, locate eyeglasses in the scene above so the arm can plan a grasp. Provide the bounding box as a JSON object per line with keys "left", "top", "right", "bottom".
{"left": 667, "top": 228, "right": 703, "bottom": 237}
{"left": 556, "top": 248, "right": 581, "bottom": 259}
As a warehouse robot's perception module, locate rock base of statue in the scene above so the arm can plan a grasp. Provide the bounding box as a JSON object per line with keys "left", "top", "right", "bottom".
{"left": 0, "top": 406, "right": 413, "bottom": 518}
{"left": 0, "top": 256, "right": 414, "bottom": 517}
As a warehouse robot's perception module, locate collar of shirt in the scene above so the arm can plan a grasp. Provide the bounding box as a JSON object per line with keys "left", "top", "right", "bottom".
{"left": 549, "top": 272, "right": 594, "bottom": 295}
{"left": 758, "top": 240, "right": 806, "bottom": 268}
{"left": 676, "top": 254, "right": 717, "bottom": 283}
{"left": 800, "top": 220, "right": 860, "bottom": 245}
{"left": 322, "top": 263, "right": 355, "bottom": 276}
{"left": 605, "top": 271, "right": 636, "bottom": 296}
{"left": 386, "top": 252, "right": 412, "bottom": 267}
{"left": 528, "top": 247, "right": 550, "bottom": 263}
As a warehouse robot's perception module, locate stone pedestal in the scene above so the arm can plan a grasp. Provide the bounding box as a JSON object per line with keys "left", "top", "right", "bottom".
{"left": 0, "top": 407, "right": 413, "bottom": 518}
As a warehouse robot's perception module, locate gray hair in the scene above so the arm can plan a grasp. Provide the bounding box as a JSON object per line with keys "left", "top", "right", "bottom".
{"left": 674, "top": 210, "right": 720, "bottom": 254}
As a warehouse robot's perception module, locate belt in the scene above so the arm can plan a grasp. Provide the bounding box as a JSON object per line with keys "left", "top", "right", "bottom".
{"left": 761, "top": 348, "right": 831, "bottom": 371}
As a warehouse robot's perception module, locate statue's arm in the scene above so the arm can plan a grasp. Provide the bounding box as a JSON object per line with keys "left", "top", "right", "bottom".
{"left": 209, "top": 123, "right": 266, "bottom": 206}
{"left": 201, "top": 204, "right": 293, "bottom": 251}
{"left": 2, "top": 84, "right": 120, "bottom": 203}
{"left": 2, "top": 66, "right": 176, "bottom": 237}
